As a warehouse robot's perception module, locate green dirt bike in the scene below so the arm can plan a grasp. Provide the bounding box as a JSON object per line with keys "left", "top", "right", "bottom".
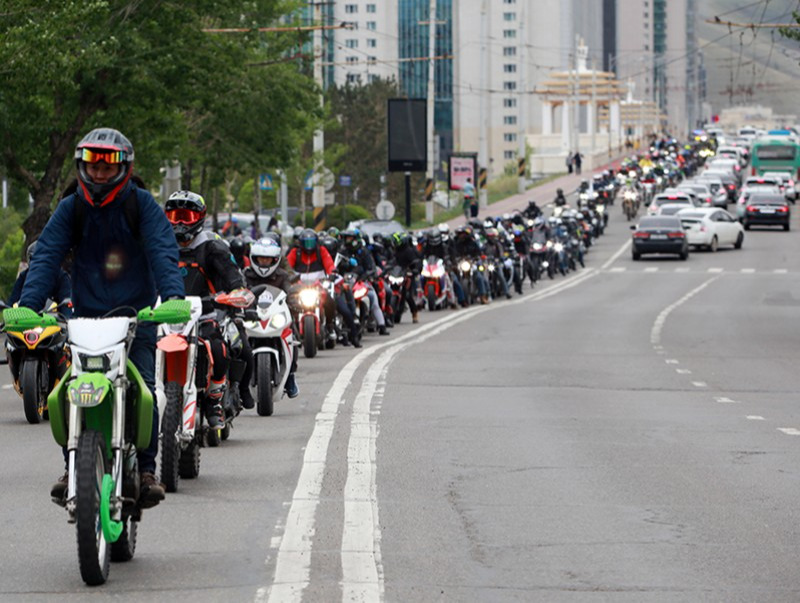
{"left": 3, "top": 300, "right": 190, "bottom": 586}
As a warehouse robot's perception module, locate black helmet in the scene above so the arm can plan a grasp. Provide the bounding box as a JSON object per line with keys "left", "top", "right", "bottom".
{"left": 427, "top": 229, "right": 442, "bottom": 247}
{"left": 26, "top": 240, "right": 38, "bottom": 264}
{"left": 556, "top": 188, "right": 563, "bottom": 195}
{"left": 327, "top": 226, "right": 340, "bottom": 239}
{"left": 229, "top": 237, "right": 246, "bottom": 260}
{"left": 341, "top": 229, "right": 360, "bottom": 251}
{"left": 165, "top": 190, "right": 206, "bottom": 243}
{"left": 75, "top": 128, "right": 135, "bottom": 207}
{"left": 299, "top": 228, "right": 318, "bottom": 251}
{"left": 391, "top": 231, "right": 410, "bottom": 249}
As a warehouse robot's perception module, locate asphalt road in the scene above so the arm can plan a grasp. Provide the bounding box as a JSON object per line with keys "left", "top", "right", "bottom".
{"left": 2, "top": 203, "right": 800, "bottom": 602}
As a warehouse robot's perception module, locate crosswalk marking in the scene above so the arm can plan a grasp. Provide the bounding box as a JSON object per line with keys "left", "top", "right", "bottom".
{"left": 778, "top": 428, "right": 800, "bottom": 436}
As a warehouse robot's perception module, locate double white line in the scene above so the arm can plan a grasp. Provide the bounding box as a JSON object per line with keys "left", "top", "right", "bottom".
{"left": 258, "top": 267, "right": 599, "bottom": 602}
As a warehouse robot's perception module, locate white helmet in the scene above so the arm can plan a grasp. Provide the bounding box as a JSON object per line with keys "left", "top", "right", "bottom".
{"left": 437, "top": 223, "right": 450, "bottom": 234}
{"left": 250, "top": 237, "right": 282, "bottom": 278}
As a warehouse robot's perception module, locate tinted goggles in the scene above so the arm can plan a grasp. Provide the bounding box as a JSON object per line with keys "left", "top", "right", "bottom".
{"left": 80, "top": 148, "right": 127, "bottom": 164}
{"left": 166, "top": 209, "right": 204, "bottom": 224}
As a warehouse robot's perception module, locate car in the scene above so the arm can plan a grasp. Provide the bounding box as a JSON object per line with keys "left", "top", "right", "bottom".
{"left": 740, "top": 194, "right": 791, "bottom": 231}
{"left": 716, "top": 145, "right": 748, "bottom": 167}
{"left": 708, "top": 157, "right": 742, "bottom": 178}
{"left": 345, "top": 219, "right": 406, "bottom": 242}
{"left": 676, "top": 208, "right": 744, "bottom": 251}
{"left": 735, "top": 184, "right": 782, "bottom": 219}
{"left": 676, "top": 183, "right": 714, "bottom": 206}
{"left": 745, "top": 175, "right": 781, "bottom": 189}
{"left": 648, "top": 192, "right": 694, "bottom": 215}
{"left": 631, "top": 215, "right": 690, "bottom": 261}
{"left": 656, "top": 203, "right": 694, "bottom": 216}
{"left": 693, "top": 175, "right": 729, "bottom": 207}
{"left": 762, "top": 171, "right": 797, "bottom": 202}
{"left": 703, "top": 169, "right": 740, "bottom": 201}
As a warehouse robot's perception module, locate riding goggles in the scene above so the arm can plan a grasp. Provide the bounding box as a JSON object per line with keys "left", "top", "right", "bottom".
{"left": 166, "top": 209, "right": 204, "bottom": 224}
{"left": 79, "top": 148, "right": 127, "bottom": 164}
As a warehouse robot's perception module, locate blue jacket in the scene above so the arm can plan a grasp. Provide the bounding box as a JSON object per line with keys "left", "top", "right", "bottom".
{"left": 20, "top": 182, "right": 184, "bottom": 317}
{"left": 9, "top": 268, "right": 71, "bottom": 307}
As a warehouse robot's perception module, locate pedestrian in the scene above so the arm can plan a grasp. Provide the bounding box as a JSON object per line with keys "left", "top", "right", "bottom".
{"left": 462, "top": 177, "right": 477, "bottom": 219}
{"left": 573, "top": 151, "right": 583, "bottom": 175}
{"left": 566, "top": 151, "right": 574, "bottom": 174}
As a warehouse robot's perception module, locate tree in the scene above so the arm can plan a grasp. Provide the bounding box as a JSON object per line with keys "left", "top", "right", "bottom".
{"left": 0, "top": 0, "right": 319, "bottom": 247}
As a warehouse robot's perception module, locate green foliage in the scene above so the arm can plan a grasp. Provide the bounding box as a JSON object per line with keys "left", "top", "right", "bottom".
{"left": 0, "top": 0, "right": 320, "bottom": 242}
{"left": 0, "top": 210, "right": 26, "bottom": 298}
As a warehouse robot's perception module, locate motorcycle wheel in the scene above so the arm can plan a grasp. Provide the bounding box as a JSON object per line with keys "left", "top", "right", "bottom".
{"left": 427, "top": 290, "right": 437, "bottom": 312}
{"left": 179, "top": 437, "right": 201, "bottom": 479}
{"left": 75, "top": 429, "right": 111, "bottom": 585}
{"left": 221, "top": 421, "right": 231, "bottom": 441}
{"left": 160, "top": 382, "right": 182, "bottom": 493}
{"left": 206, "top": 426, "right": 221, "bottom": 448}
{"left": 302, "top": 315, "right": 317, "bottom": 359}
{"left": 110, "top": 516, "right": 138, "bottom": 562}
{"left": 256, "top": 354, "right": 274, "bottom": 417}
{"left": 21, "top": 359, "right": 43, "bottom": 424}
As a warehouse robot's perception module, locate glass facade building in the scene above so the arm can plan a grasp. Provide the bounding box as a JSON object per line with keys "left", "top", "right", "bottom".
{"left": 398, "top": 0, "right": 453, "bottom": 168}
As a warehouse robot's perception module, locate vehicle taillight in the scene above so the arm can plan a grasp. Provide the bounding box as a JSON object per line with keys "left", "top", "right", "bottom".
{"left": 668, "top": 232, "right": 685, "bottom": 239}
{"left": 777, "top": 206, "right": 789, "bottom": 213}
{"left": 746, "top": 205, "right": 757, "bottom": 212}
{"left": 633, "top": 231, "right": 650, "bottom": 239}
{"left": 727, "top": 184, "right": 736, "bottom": 190}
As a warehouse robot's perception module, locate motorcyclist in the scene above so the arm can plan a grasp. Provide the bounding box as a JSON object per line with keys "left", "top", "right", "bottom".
{"left": 554, "top": 188, "right": 567, "bottom": 207}
{"left": 21, "top": 128, "right": 184, "bottom": 508}
{"left": 453, "top": 225, "right": 490, "bottom": 304}
{"left": 422, "top": 227, "right": 464, "bottom": 307}
{"left": 8, "top": 241, "right": 72, "bottom": 311}
{"left": 243, "top": 238, "right": 299, "bottom": 398}
{"left": 165, "top": 190, "right": 256, "bottom": 421}
{"left": 286, "top": 228, "right": 361, "bottom": 347}
{"left": 389, "top": 231, "right": 421, "bottom": 323}
{"left": 339, "top": 230, "right": 390, "bottom": 335}
{"left": 229, "top": 237, "right": 249, "bottom": 270}
{"left": 482, "top": 228, "right": 512, "bottom": 299}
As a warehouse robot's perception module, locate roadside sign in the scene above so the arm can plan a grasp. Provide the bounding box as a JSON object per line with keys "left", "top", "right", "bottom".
{"left": 259, "top": 173, "right": 273, "bottom": 191}
{"left": 339, "top": 175, "right": 352, "bottom": 187}
{"left": 375, "top": 200, "right": 396, "bottom": 220}
{"left": 304, "top": 170, "right": 313, "bottom": 191}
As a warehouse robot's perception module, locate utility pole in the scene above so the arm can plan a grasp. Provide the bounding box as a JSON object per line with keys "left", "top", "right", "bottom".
{"left": 425, "top": 0, "right": 437, "bottom": 223}
{"left": 572, "top": 34, "right": 580, "bottom": 160}
{"left": 311, "top": 0, "right": 325, "bottom": 220}
{"left": 478, "top": 0, "right": 489, "bottom": 210}
{"left": 517, "top": 1, "right": 526, "bottom": 194}
{"left": 590, "top": 57, "right": 596, "bottom": 171}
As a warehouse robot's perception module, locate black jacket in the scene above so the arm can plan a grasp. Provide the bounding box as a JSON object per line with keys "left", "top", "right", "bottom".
{"left": 179, "top": 231, "right": 244, "bottom": 296}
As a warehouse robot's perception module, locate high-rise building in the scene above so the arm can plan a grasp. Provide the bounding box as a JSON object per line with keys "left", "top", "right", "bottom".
{"left": 453, "top": 0, "right": 604, "bottom": 176}
{"left": 615, "top": 0, "right": 701, "bottom": 135}
{"left": 330, "top": 1, "right": 399, "bottom": 87}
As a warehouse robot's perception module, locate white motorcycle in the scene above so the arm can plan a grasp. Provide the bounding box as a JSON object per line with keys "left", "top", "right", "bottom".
{"left": 154, "top": 296, "right": 203, "bottom": 492}
{"left": 243, "top": 285, "right": 295, "bottom": 417}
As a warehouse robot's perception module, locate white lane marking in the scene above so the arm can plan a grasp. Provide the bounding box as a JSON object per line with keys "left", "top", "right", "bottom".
{"left": 692, "top": 381, "right": 708, "bottom": 388}
{"left": 653, "top": 345, "right": 663, "bottom": 350}
{"left": 675, "top": 267, "right": 690, "bottom": 273}
{"left": 600, "top": 239, "right": 632, "bottom": 270}
{"left": 740, "top": 268, "right": 756, "bottom": 274}
{"left": 676, "top": 368, "right": 692, "bottom": 374}
{"left": 774, "top": 269, "right": 788, "bottom": 274}
{"left": 644, "top": 267, "right": 659, "bottom": 273}
{"left": 708, "top": 267, "right": 724, "bottom": 273}
{"left": 650, "top": 276, "right": 720, "bottom": 345}
{"left": 261, "top": 267, "right": 600, "bottom": 602}
{"left": 609, "top": 267, "right": 626, "bottom": 273}
{"left": 665, "top": 358, "right": 679, "bottom": 364}
{"left": 778, "top": 428, "right": 800, "bottom": 436}
{"left": 747, "top": 416, "right": 766, "bottom": 421}
{"left": 714, "top": 396, "right": 737, "bottom": 404}
{"left": 1, "top": 384, "right": 13, "bottom": 390}
{"left": 340, "top": 268, "right": 601, "bottom": 600}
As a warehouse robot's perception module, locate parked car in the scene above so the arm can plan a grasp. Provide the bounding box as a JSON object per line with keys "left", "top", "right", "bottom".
{"left": 676, "top": 208, "right": 744, "bottom": 251}
{"left": 631, "top": 215, "right": 689, "bottom": 261}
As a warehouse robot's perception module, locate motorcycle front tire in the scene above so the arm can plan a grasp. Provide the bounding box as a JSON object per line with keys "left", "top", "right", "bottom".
{"left": 256, "top": 354, "right": 274, "bottom": 417}
{"left": 21, "top": 359, "right": 43, "bottom": 424}
{"left": 75, "top": 429, "right": 111, "bottom": 585}
{"left": 160, "top": 382, "right": 182, "bottom": 493}
{"left": 302, "top": 315, "right": 317, "bottom": 359}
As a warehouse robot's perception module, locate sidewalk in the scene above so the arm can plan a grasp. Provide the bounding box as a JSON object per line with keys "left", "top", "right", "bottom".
{"left": 445, "top": 154, "right": 627, "bottom": 229}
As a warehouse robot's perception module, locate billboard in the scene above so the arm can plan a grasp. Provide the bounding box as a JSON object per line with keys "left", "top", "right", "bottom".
{"left": 387, "top": 98, "right": 427, "bottom": 172}
{"left": 448, "top": 153, "right": 477, "bottom": 191}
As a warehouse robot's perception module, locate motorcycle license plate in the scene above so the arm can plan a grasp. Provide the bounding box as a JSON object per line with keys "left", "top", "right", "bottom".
{"left": 650, "top": 234, "right": 667, "bottom": 240}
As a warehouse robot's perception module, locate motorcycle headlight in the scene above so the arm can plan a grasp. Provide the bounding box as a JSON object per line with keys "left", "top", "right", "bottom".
{"left": 656, "top": 177, "right": 663, "bottom": 184}
{"left": 596, "top": 204, "right": 605, "bottom": 213}
{"left": 546, "top": 240, "right": 553, "bottom": 249}
{"left": 554, "top": 242, "right": 564, "bottom": 252}
{"left": 433, "top": 266, "right": 445, "bottom": 277}
{"left": 459, "top": 260, "right": 471, "bottom": 272}
{"left": 269, "top": 313, "right": 288, "bottom": 329}
{"left": 79, "top": 353, "right": 111, "bottom": 373}
{"left": 354, "top": 287, "right": 367, "bottom": 300}
{"left": 532, "top": 242, "right": 543, "bottom": 251}
{"left": 389, "top": 276, "right": 405, "bottom": 285}
{"left": 488, "top": 264, "right": 495, "bottom": 272}
{"left": 299, "top": 288, "right": 319, "bottom": 308}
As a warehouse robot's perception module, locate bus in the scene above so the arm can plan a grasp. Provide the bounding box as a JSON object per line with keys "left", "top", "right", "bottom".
{"left": 750, "top": 137, "right": 800, "bottom": 177}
